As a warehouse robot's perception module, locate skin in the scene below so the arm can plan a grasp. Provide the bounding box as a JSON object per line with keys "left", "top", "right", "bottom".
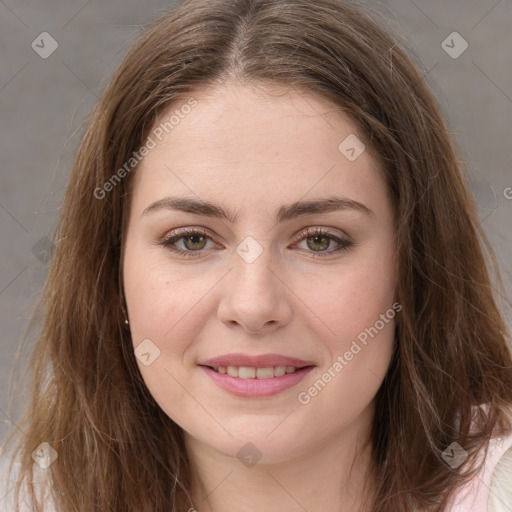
{"left": 122, "top": 80, "right": 397, "bottom": 512}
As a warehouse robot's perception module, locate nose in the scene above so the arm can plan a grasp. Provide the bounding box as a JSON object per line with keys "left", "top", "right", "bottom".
{"left": 217, "top": 248, "right": 293, "bottom": 335}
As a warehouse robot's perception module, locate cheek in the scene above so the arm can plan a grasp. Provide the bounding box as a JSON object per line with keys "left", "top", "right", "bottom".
{"left": 293, "top": 300, "right": 396, "bottom": 446}
{"left": 296, "top": 246, "right": 397, "bottom": 404}
{"left": 123, "top": 237, "right": 207, "bottom": 341}
{"left": 123, "top": 244, "right": 208, "bottom": 421}
{"left": 302, "top": 253, "right": 396, "bottom": 344}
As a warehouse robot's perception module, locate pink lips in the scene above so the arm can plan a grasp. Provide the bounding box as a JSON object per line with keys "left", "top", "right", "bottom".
{"left": 198, "top": 353, "right": 316, "bottom": 398}
{"left": 198, "top": 353, "right": 315, "bottom": 368}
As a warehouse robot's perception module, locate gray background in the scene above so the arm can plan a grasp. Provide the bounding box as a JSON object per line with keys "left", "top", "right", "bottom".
{"left": 1, "top": 0, "right": 511, "bottom": 449}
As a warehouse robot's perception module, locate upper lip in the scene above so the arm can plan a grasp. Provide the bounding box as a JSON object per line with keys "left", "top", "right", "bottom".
{"left": 198, "top": 353, "right": 316, "bottom": 368}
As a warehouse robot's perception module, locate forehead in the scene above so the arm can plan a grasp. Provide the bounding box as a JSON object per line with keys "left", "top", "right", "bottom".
{"left": 130, "top": 81, "right": 387, "bottom": 215}
{"left": 147, "top": 81, "right": 356, "bottom": 157}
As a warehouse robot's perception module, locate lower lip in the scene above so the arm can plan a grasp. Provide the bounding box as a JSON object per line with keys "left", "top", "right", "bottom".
{"left": 200, "top": 365, "right": 315, "bottom": 398}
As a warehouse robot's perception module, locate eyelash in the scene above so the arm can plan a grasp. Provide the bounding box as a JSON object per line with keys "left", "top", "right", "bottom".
{"left": 157, "top": 227, "right": 353, "bottom": 259}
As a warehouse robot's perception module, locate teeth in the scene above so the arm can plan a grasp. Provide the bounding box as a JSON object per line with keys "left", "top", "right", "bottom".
{"left": 274, "top": 366, "right": 286, "bottom": 377}
{"left": 215, "top": 365, "right": 298, "bottom": 379}
{"left": 238, "top": 367, "right": 256, "bottom": 379}
{"left": 256, "top": 367, "right": 274, "bottom": 379}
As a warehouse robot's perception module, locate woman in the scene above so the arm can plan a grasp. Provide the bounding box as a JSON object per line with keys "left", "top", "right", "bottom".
{"left": 1, "top": 0, "right": 512, "bottom": 510}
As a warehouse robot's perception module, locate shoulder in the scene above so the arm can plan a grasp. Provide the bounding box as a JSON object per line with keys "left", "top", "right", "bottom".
{"left": 0, "top": 452, "right": 24, "bottom": 511}
{"left": 445, "top": 405, "right": 512, "bottom": 512}
{"left": 488, "top": 444, "right": 512, "bottom": 512}
{"left": 0, "top": 451, "right": 57, "bottom": 512}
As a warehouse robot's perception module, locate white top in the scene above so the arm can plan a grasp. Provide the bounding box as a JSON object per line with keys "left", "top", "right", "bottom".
{"left": 0, "top": 456, "right": 57, "bottom": 512}
{"left": 445, "top": 430, "right": 512, "bottom": 512}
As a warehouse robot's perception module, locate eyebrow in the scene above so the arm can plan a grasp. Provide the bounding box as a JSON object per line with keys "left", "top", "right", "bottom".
{"left": 142, "top": 195, "right": 373, "bottom": 223}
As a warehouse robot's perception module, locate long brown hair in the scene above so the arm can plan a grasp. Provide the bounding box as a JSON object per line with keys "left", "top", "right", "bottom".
{"left": 3, "top": 0, "right": 512, "bottom": 510}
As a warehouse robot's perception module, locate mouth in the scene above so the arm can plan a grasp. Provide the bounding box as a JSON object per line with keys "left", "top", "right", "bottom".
{"left": 197, "top": 353, "right": 316, "bottom": 397}
{"left": 199, "top": 362, "right": 315, "bottom": 398}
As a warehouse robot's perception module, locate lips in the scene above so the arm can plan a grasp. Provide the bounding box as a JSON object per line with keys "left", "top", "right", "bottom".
{"left": 198, "top": 353, "right": 315, "bottom": 369}
{"left": 200, "top": 365, "right": 315, "bottom": 398}
{"left": 197, "top": 353, "right": 316, "bottom": 397}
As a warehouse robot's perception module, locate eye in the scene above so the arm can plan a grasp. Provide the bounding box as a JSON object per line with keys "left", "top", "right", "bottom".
{"left": 156, "top": 226, "right": 353, "bottom": 259}
{"left": 292, "top": 227, "right": 353, "bottom": 258}
{"left": 157, "top": 227, "right": 218, "bottom": 258}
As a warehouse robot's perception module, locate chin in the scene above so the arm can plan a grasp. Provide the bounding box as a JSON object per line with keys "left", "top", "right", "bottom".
{"left": 188, "top": 422, "right": 313, "bottom": 466}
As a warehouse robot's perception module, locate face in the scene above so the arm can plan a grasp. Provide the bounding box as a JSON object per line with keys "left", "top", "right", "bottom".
{"left": 122, "top": 81, "right": 397, "bottom": 464}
